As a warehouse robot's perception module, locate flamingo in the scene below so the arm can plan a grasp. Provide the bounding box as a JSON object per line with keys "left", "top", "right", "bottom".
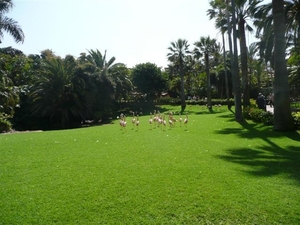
{"left": 162, "top": 115, "right": 167, "bottom": 130}
{"left": 168, "top": 114, "right": 173, "bottom": 127}
{"left": 149, "top": 113, "right": 153, "bottom": 129}
{"left": 169, "top": 112, "right": 176, "bottom": 126}
{"left": 184, "top": 114, "right": 188, "bottom": 129}
{"left": 122, "top": 116, "right": 127, "bottom": 128}
{"left": 135, "top": 115, "right": 140, "bottom": 130}
{"left": 153, "top": 110, "right": 158, "bottom": 127}
{"left": 119, "top": 114, "right": 124, "bottom": 128}
{"left": 179, "top": 114, "right": 183, "bottom": 127}
{"left": 131, "top": 112, "right": 136, "bottom": 128}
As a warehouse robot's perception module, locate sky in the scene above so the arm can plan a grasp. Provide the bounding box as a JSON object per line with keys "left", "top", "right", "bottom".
{"left": 1, "top": 0, "right": 261, "bottom": 68}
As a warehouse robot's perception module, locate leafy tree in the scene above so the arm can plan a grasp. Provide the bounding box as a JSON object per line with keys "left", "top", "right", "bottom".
{"left": 0, "top": 65, "right": 19, "bottom": 116}
{"left": 40, "top": 49, "right": 57, "bottom": 59}
{"left": 131, "top": 62, "right": 167, "bottom": 101}
{"left": 0, "top": 0, "right": 24, "bottom": 43}
{"left": 0, "top": 51, "right": 32, "bottom": 117}
{"left": 167, "top": 39, "right": 191, "bottom": 112}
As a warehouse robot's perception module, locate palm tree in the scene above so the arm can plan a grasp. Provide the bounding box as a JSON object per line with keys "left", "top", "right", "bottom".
{"left": 194, "top": 36, "right": 219, "bottom": 110}
{"left": 167, "top": 38, "right": 191, "bottom": 112}
{"left": 272, "top": 0, "right": 295, "bottom": 131}
{"left": 109, "top": 63, "right": 133, "bottom": 101}
{"left": 86, "top": 49, "right": 117, "bottom": 76}
{"left": 226, "top": 0, "right": 243, "bottom": 122}
{"left": 235, "top": 0, "right": 262, "bottom": 107}
{"left": 207, "top": 0, "right": 231, "bottom": 109}
{"left": 208, "top": 0, "right": 262, "bottom": 108}
{"left": 0, "top": 0, "right": 24, "bottom": 44}
{"left": 31, "top": 57, "right": 90, "bottom": 128}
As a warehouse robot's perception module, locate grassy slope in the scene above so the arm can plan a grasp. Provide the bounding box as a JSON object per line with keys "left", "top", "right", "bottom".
{"left": 1, "top": 105, "right": 300, "bottom": 224}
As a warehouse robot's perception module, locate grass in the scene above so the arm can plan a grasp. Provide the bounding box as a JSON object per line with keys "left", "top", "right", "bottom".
{"left": 1, "top": 105, "right": 300, "bottom": 224}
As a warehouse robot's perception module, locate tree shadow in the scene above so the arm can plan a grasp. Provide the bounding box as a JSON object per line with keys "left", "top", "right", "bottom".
{"left": 215, "top": 119, "right": 300, "bottom": 185}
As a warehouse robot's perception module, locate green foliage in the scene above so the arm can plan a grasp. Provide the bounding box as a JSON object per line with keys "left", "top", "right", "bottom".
{"left": 0, "top": 0, "right": 25, "bottom": 44}
{"left": 132, "top": 62, "right": 167, "bottom": 101}
{"left": 292, "top": 111, "right": 300, "bottom": 129}
{"left": 30, "top": 57, "right": 91, "bottom": 129}
{"left": 243, "top": 106, "right": 274, "bottom": 125}
{"left": 0, "top": 112, "right": 12, "bottom": 132}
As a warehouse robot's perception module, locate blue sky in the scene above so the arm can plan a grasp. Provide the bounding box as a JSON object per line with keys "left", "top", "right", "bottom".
{"left": 2, "top": 0, "right": 260, "bottom": 68}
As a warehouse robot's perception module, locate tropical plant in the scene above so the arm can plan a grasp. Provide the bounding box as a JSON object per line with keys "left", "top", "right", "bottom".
{"left": 109, "top": 63, "right": 133, "bottom": 101}
{"left": 167, "top": 39, "right": 191, "bottom": 112}
{"left": 30, "top": 57, "right": 91, "bottom": 129}
{"left": 207, "top": 0, "right": 231, "bottom": 108}
{"left": 208, "top": 0, "right": 262, "bottom": 107}
{"left": 0, "top": 0, "right": 24, "bottom": 43}
{"left": 194, "top": 36, "right": 219, "bottom": 109}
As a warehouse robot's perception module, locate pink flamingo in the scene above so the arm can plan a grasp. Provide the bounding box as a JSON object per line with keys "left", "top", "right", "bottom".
{"left": 184, "top": 114, "right": 188, "bottom": 129}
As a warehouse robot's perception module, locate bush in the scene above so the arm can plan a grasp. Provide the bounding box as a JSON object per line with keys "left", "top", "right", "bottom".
{"left": 243, "top": 106, "right": 273, "bottom": 125}
{"left": 0, "top": 113, "right": 12, "bottom": 132}
{"left": 292, "top": 112, "right": 300, "bottom": 130}
{"left": 186, "top": 98, "right": 234, "bottom": 106}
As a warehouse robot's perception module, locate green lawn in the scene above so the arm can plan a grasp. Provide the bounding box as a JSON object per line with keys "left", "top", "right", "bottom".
{"left": 1, "top": 105, "right": 300, "bottom": 224}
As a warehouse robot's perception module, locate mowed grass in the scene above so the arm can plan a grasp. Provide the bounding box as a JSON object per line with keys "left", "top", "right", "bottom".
{"left": 1, "top": 105, "right": 300, "bottom": 224}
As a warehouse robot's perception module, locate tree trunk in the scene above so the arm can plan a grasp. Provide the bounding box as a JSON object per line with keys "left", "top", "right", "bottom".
{"left": 221, "top": 29, "right": 231, "bottom": 110}
{"left": 272, "top": 0, "right": 294, "bottom": 131}
{"left": 179, "top": 60, "right": 186, "bottom": 112}
{"left": 238, "top": 18, "right": 250, "bottom": 107}
{"left": 228, "top": 0, "right": 243, "bottom": 121}
{"left": 205, "top": 53, "right": 212, "bottom": 109}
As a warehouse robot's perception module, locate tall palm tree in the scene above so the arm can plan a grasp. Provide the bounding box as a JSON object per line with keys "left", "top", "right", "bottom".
{"left": 85, "top": 49, "right": 131, "bottom": 119}
{"left": 208, "top": 1, "right": 231, "bottom": 107}
{"left": 254, "top": 0, "right": 300, "bottom": 69}
{"left": 167, "top": 39, "right": 191, "bottom": 112}
{"left": 0, "top": 0, "right": 24, "bottom": 44}
{"left": 235, "top": 0, "right": 262, "bottom": 107}
{"left": 208, "top": 0, "right": 261, "bottom": 108}
{"left": 207, "top": 0, "right": 243, "bottom": 120}
{"left": 194, "top": 36, "right": 219, "bottom": 110}
{"left": 272, "top": 0, "right": 295, "bottom": 131}
{"left": 226, "top": 0, "right": 243, "bottom": 122}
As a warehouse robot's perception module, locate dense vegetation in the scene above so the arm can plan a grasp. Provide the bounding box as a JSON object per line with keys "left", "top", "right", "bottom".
{"left": 1, "top": 0, "right": 300, "bottom": 132}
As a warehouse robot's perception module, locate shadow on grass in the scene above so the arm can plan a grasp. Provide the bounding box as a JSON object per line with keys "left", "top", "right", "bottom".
{"left": 215, "top": 118, "right": 300, "bottom": 184}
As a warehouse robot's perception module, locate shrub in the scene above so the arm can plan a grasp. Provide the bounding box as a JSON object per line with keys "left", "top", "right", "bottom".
{"left": 243, "top": 107, "right": 273, "bottom": 125}
{"left": 0, "top": 113, "right": 12, "bottom": 132}
{"left": 292, "top": 112, "right": 300, "bottom": 130}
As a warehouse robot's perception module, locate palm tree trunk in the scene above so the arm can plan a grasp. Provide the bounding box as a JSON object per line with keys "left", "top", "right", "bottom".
{"left": 272, "top": 0, "right": 294, "bottom": 131}
{"left": 221, "top": 30, "right": 231, "bottom": 110}
{"left": 179, "top": 60, "right": 186, "bottom": 112}
{"left": 227, "top": 0, "right": 243, "bottom": 121}
{"left": 238, "top": 18, "right": 250, "bottom": 107}
{"left": 205, "top": 53, "right": 212, "bottom": 109}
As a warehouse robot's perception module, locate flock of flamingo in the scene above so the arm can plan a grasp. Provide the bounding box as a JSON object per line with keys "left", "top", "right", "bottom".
{"left": 118, "top": 110, "right": 188, "bottom": 130}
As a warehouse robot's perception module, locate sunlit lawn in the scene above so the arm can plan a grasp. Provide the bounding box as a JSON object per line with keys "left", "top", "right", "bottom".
{"left": 1, "top": 105, "right": 300, "bottom": 224}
